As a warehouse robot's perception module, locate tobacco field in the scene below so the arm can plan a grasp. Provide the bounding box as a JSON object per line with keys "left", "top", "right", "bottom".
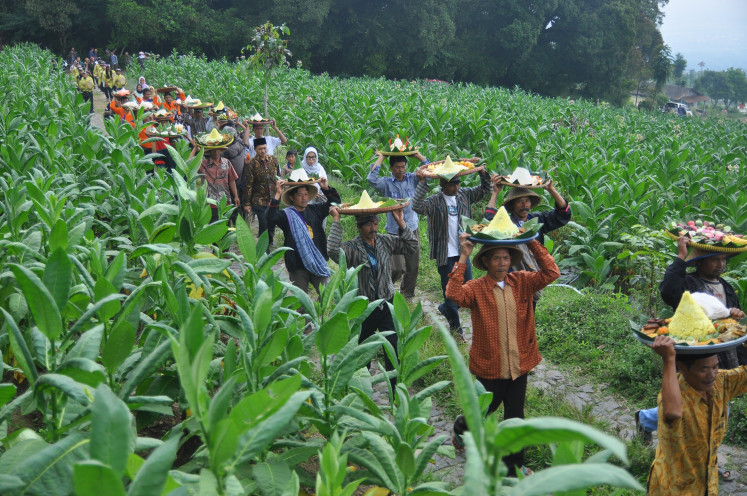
{"left": 1, "top": 43, "right": 746, "bottom": 495}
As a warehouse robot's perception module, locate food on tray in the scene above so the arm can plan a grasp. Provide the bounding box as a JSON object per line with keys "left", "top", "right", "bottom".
{"left": 249, "top": 112, "right": 266, "bottom": 122}
{"left": 214, "top": 101, "right": 225, "bottom": 112}
{"left": 425, "top": 156, "right": 474, "bottom": 174}
{"left": 388, "top": 134, "right": 415, "bottom": 152}
{"left": 668, "top": 219, "right": 747, "bottom": 247}
{"left": 668, "top": 291, "right": 717, "bottom": 341}
{"left": 477, "top": 207, "right": 519, "bottom": 238}
{"left": 347, "top": 190, "right": 384, "bottom": 210}
{"left": 638, "top": 291, "right": 747, "bottom": 345}
{"left": 501, "top": 167, "right": 545, "bottom": 186}
{"left": 196, "top": 128, "right": 231, "bottom": 146}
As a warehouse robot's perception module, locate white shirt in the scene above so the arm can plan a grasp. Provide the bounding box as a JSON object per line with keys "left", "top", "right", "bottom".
{"left": 245, "top": 135, "right": 282, "bottom": 159}
{"left": 444, "top": 195, "right": 460, "bottom": 257}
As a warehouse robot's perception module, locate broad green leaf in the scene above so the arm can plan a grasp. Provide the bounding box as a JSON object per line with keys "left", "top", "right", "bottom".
{"left": 0, "top": 474, "right": 24, "bottom": 493}
{"left": 139, "top": 203, "right": 180, "bottom": 219}
{"left": 127, "top": 436, "right": 180, "bottom": 496}
{"left": 0, "top": 384, "right": 17, "bottom": 409}
{"left": 74, "top": 460, "right": 126, "bottom": 496}
{"left": 194, "top": 222, "right": 229, "bottom": 245}
{"left": 2, "top": 308, "right": 39, "bottom": 383}
{"left": 119, "top": 340, "right": 172, "bottom": 400}
{"left": 252, "top": 461, "right": 293, "bottom": 496}
{"left": 102, "top": 321, "right": 136, "bottom": 375}
{"left": 15, "top": 432, "right": 89, "bottom": 496}
{"left": 506, "top": 464, "right": 643, "bottom": 495}
{"left": 10, "top": 264, "right": 62, "bottom": 341}
{"left": 316, "top": 312, "right": 349, "bottom": 356}
{"left": 187, "top": 257, "right": 231, "bottom": 275}
{"left": 35, "top": 374, "right": 92, "bottom": 405}
{"left": 49, "top": 218, "right": 68, "bottom": 252}
{"left": 91, "top": 384, "right": 134, "bottom": 476}
{"left": 94, "top": 278, "right": 120, "bottom": 322}
{"left": 258, "top": 327, "right": 288, "bottom": 368}
{"left": 67, "top": 325, "right": 104, "bottom": 361}
{"left": 105, "top": 251, "right": 127, "bottom": 289}
{"left": 235, "top": 214, "right": 256, "bottom": 262}
{"left": 493, "top": 417, "right": 629, "bottom": 465}
{"left": 43, "top": 248, "right": 72, "bottom": 311}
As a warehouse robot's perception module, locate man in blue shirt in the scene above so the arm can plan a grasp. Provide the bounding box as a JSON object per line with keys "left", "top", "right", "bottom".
{"left": 367, "top": 151, "right": 429, "bottom": 299}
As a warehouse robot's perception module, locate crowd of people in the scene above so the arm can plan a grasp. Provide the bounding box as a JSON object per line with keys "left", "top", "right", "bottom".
{"left": 66, "top": 50, "right": 747, "bottom": 492}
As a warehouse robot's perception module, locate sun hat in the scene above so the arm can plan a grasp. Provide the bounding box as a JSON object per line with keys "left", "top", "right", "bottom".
{"left": 281, "top": 183, "right": 319, "bottom": 207}
{"left": 472, "top": 243, "right": 524, "bottom": 271}
{"left": 684, "top": 248, "right": 728, "bottom": 264}
{"left": 502, "top": 187, "right": 542, "bottom": 209}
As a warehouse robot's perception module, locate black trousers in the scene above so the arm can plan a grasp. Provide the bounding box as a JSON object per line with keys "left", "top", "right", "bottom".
{"left": 455, "top": 374, "right": 528, "bottom": 475}
{"left": 252, "top": 205, "right": 273, "bottom": 244}
{"left": 360, "top": 300, "right": 398, "bottom": 385}
{"left": 82, "top": 91, "right": 93, "bottom": 113}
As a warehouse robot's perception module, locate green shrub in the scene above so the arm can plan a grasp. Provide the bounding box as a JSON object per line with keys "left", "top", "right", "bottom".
{"left": 536, "top": 288, "right": 661, "bottom": 405}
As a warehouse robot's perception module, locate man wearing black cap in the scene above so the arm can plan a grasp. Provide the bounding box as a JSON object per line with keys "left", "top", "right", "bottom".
{"left": 241, "top": 137, "right": 279, "bottom": 245}
{"left": 327, "top": 207, "right": 418, "bottom": 381}
{"left": 412, "top": 166, "right": 491, "bottom": 342}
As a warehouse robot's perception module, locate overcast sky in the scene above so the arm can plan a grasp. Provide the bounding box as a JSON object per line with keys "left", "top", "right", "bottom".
{"left": 660, "top": 0, "right": 747, "bottom": 72}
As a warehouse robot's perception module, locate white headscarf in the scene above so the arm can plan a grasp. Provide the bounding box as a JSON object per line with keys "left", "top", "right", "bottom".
{"left": 139, "top": 76, "right": 149, "bottom": 89}
{"left": 301, "top": 146, "right": 327, "bottom": 192}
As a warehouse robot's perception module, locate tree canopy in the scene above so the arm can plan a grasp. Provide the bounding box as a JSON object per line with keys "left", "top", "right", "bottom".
{"left": 0, "top": 0, "right": 671, "bottom": 103}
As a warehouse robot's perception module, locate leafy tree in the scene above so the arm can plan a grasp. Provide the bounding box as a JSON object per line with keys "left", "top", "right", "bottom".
{"left": 244, "top": 22, "right": 292, "bottom": 116}
{"left": 651, "top": 44, "right": 672, "bottom": 91}
{"left": 25, "top": 0, "right": 79, "bottom": 50}
{"left": 672, "top": 52, "right": 687, "bottom": 79}
{"left": 697, "top": 68, "right": 747, "bottom": 109}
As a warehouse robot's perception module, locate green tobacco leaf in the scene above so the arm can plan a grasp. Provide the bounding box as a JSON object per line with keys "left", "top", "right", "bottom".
{"left": 91, "top": 385, "right": 134, "bottom": 476}
{"left": 494, "top": 417, "right": 628, "bottom": 465}
{"left": 316, "top": 313, "right": 350, "bottom": 356}
{"left": 10, "top": 264, "right": 62, "bottom": 341}
{"left": 73, "top": 461, "right": 126, "bottom": 496}
{"left": 194, "top": 222, "right": 229, "bottom": 245}
{"left": 2, "top": 308, "right": 39, "bottom": 384}
{"left": 15, "top": 432, "right": 89, "bottom": 496}
{"left": 0, "top": 474, "right": 24, "bottom": 493}
{"left": 102, "top": 321, "right": 136, "bottom": 375}
{"left": 0, "top": 384, "right": 17, "bottom": 409}
{"left": 49, "top": 218, "right": 68, "bottom": 252}
{"left": 35, "top": 374, "right": 92, "bottom": 405}
{"left": 506, "top": 464, "right": 643, "bottom": 495}
{"left": 127, "top": 436, "right": 180, "bottom": 496}
{"left": 43, "top": 248, "right": 72, "bottom": 311}
{"left": 235, "top": 214, "right": 257, "bottom": 263}
{"left": 252, "top": 461, "right": 293, "bottom": 496}
{"left": 94, "top": 278, "right": 120, "bottom": 323}
{"left": 187, "top": 257, "right": 231, "bottom": 275}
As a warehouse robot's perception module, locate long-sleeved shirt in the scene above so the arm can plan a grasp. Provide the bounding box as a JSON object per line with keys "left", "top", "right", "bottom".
{"left": 648, "top": 366, "right": 747, "bottom": 495}
{"left": 367, "top": 158, "right": 429, "bottom": 233}
{"left": 412, "top": 171, "right": 491, "bottom": 266}
{"left": 241, "top": 154, "right": 279, "bottom": 207}
{"left": 266, "top": 187, "right": 340, "bottom": 273}
{"left": 328, "top": 222, "right": 417, "bottom": 302}
{"left": 659, "top": 257, "right": 740, "bottom": 311}
{"left": 445, "top": 240, "right": 560, "bottom": 379}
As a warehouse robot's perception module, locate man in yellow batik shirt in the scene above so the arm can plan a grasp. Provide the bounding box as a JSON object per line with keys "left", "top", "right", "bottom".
{"left": 647, "top": 335, "right": 747, "bottom": 495}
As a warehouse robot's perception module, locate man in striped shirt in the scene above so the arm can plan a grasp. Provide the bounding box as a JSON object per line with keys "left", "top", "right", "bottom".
{"left": 328, "top": 207, "right": 418, "bottom": 382}
{"left": 413, "top": 167, "right": 492, "bottom": 341}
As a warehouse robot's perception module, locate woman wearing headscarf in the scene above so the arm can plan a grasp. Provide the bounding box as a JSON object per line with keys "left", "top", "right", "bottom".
{"left": 134, "top": 83, "right": 144, "bottom": 100}
{"left": 138, "top": 76, "right": 149, "bottom": 89}
{"left": 301, "top": 147, "right": 328, "bottom": 202}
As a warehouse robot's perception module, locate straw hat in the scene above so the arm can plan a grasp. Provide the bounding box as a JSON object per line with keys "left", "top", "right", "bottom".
{"left": 281, "top": 183, "right": 318, "bottom": 207}
{"left": 473, "top": 243, "right": 524, "bottom": 271}
{"left": 502, "top": 187, "right": 542, "bottom": 209}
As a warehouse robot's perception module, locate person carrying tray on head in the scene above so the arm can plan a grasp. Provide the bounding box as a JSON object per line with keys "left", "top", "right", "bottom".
{"left": 327, "top": 206, "right": 418, "bottom": 387}
{"left": 242, "top": 118, "right": 287, "bottom": 158}
{"left": 487, "top": 176, "right": 570, "bottom": 306}
{"left": 646, "top": 335, "right": 747, "bottom": 495}
{"left": 367, "top": 150, "right": 430, "bottom": 300}
{"left": 636, "top": 235, "right": 747, "bottom": 449}
{"left": 447, "top": 233, "right": 559, "bottom": 474}
{"left": 266, "top": 177, "right": 340, "bottom": 294}
{"left": 190, "top": 142, "right": 240, "bottom": 224}
{"left": 412, "top": 163, "right": 491, "bottom": 343}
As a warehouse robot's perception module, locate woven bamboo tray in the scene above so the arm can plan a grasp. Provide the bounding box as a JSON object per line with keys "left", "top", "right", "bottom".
{"left": 664, "top": 230, "right": 747, "bottom": 253}
{"left": 338, "top": 200, "right": 409, "bottom": 215}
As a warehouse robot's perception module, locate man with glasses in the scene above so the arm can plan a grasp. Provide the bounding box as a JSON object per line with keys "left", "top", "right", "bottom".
{"left": 413, "top": 167, "right": 491, "bottom": 342}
